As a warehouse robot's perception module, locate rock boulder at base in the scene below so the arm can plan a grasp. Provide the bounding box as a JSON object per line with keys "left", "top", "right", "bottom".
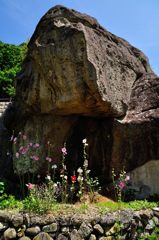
{"left": 2, "top": 5, "right": 159, "bottom": 191}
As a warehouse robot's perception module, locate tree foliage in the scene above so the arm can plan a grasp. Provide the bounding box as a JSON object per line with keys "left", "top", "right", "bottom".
{"left": 0, "top": 41, "right": 27, "bottom": 98}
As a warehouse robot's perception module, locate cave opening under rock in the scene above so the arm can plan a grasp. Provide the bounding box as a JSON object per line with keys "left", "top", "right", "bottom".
{"left": 65, "top": 116, "right": 113, "bottom": 184}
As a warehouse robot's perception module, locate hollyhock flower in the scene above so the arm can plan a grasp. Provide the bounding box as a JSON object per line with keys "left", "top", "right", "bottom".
{"left": 77, "top": 176, "right": 83, "bottom": 182}
{"left": 30, "top": 155, "right": 39, "bottom": 161}
{"left": 19, "top": 146, "right": 24, "bottom": 153}
{"left": 119, "top": 181, "right": 125, "bottom": 189}
{"left": 26, "top": 183, "right": 34, "bottom": 190}
{"left": 19, "top": 146, "right": 28, "bottom": 155}
{"left": 61, "top": 147, "right": 67, "bottom": 155}
{"left": 82, "top": 138, "right": 88, "bottom": 146}
{"left": 77, "top": 167, "right": 83, "bottom": 174}
{"left": 33, "top": 143, "right": 40, "bottom": 148}
{"left": 46, "top": 157, "right": 52, "bottom": 162}
{"left": 125, "top": 175, "right": 130, "bottom": 181}
{"left": 10, "top": 135, "right": 14, "bottom": 141}
{"left": 13, "top": 137, "right": 17, "bottom": 144}
{"left": 83, "top": 160, "right": 88, "bottom": 167}
{"left": 82, "top": 138, "right": 87, "bottom": 144}
{"left": 28, "top": 142, "right": 33, "bottom": 147}
{"left": 71, "top": 175, "right": 77, "bottom": 183}
{"left": 18, "top": 132, "right": 22, "bottom": 135}
{"left": 16, "top": 152, "right": 19, "bottom": 158}
{"left": 52, "top": 164, "right": 57, "bottom": 169}
{"left": 45, "top": 175, "right": 51, "bottom": 181}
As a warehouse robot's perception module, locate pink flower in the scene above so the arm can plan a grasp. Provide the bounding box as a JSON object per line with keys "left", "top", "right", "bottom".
{"left": 33, "top": 143, "right": 40, "bottom": 148}
{"left": 46, "top": 157, "right": 52, "bottom": 162}
{"left": 119, "top": 182, "right": 125, "bottom": 189}
{"left": 61, "top": 147, "right": 67, "bottom": 155}
{"left": 26, "top": 183, "right": 34, "bottom": 190}
{"left": 16, "top": 152, "right": 19, "bottom": 158}
{"left": 30, "top": 155, "right": 39, "bottom": 161}
{"left": 19, "top": 146, "right": 28, "bottom": 155}
{"left": 28, "top": 142, "right": 33, "bottom": 147}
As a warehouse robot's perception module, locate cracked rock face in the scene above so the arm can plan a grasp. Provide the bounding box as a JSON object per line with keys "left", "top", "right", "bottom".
{"left": 2, "top": 5, "right": 159, "bottom": 188}
{"left": 16, "top": 6, "right": 153, "bottom": 117}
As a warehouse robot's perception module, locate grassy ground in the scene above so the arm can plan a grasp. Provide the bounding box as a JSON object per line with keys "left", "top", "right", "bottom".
{"left": 0, "top": 196, "right": 158, "bottom": 216}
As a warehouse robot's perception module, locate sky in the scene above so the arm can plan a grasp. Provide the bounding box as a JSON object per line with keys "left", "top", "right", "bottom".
{"left": 1, "top": 0, "right": 159, "bottom": 75}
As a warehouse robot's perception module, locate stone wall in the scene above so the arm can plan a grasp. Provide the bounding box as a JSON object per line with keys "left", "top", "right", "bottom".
{"left": 0, "top": 208, "right": 159, "bottom": 239}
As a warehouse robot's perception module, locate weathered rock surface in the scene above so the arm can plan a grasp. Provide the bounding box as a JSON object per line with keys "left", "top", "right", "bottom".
{"left": 1, "top": 5, "right": 159, "bottom": 190}
{"left": 3, "top": 227, "right": 17, "bottom": 239}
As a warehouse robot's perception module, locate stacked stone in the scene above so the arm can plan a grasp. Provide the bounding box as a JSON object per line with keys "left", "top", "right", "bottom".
{"left": 0, "top": 102, "right": 11, "bottom": 117}
{"left": 0, "top": 208, "right": 159, "bottom": 240}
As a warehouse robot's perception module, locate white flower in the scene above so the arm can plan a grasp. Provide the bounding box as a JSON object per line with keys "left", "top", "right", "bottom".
{"left": 82, "top": 138, "right": 88, "bottom": 146}
{"left": 52, "top": 164, "right": 57, "bottom": 169}
{"left": 86, "top": 170, "right": 91, "bottom": 174}
{"left": 64, "top": 175, "right": 68, "bottom": 180}
{"left": 82, "top": 138, "right": 87, "bottom": 144}
{"left": 45, "top": 175, "right": 51, "bottom": 181}
{"left": 83, "top": 160, "right": 88, "bottom": 167}
{"left": 77, "top": 176, "right": 83, "bottom": 182}
{"left": 53, "top": 183, "right": 57, "bottom": 187}
{"left": 77, "top": 167, "right": 83, "bottom": 174}
{"left": 125, "top": 175, "right": 130, "bottom": 181}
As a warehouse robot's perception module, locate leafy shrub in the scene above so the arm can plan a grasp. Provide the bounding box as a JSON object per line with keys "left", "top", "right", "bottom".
{"left": 0, "top": 194, "right": 22, "bottom": 210}
{"left": 0, "top": 41, "right": 27, "bottom": 97}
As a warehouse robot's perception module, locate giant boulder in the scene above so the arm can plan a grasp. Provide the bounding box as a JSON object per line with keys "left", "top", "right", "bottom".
{"left": 2, "top": 5, "right": 159, "bottom": 190}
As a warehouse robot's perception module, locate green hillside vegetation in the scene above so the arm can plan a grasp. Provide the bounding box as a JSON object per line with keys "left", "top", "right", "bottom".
{"left": 0, "top": 41, "right": 27, "bottom": 98}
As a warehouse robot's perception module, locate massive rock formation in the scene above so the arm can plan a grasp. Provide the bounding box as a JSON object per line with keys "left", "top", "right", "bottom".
{"left": 1, "top": 5, "right": 159, "bottom": 191}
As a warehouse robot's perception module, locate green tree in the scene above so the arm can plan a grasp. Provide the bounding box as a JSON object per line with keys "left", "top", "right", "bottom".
{"left": 0, "top": 41, "right": 27, "bottom": 98}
